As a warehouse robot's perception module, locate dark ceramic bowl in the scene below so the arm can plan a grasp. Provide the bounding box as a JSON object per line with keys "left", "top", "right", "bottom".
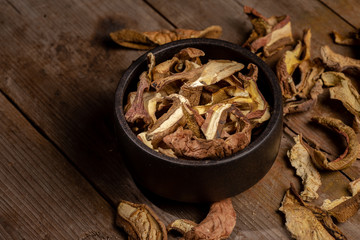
{"left": 114, "top": 38, "right": 283, "bottom": 203}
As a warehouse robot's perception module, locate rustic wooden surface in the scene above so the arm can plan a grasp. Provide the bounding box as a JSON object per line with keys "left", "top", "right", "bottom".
{"left": 1, "top": 0, "right": 359, "bottom": 239}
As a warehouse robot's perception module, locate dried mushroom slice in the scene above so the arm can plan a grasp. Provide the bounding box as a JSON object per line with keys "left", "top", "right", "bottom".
{"left": 116, "top": 200, "right": 167, "bottom": 240}
{"left": 279, "top": 190, "right": 336, "bottom": 240}
{"left": 321, "top": 197, "right": 351, "bottom": 211}
{"left": 242, "top": 6, "right": 294, "bottom": 57}
{"left": 287, "top": 135, "right": 321, "bottom": 201}
{"left": 183, "top": 198, "right": 236, "bottom": 240}
{"left": 321, "top": 71, "right": 360, "bottom": 120}
{"left": 305, "top": 117, "right": 359, "bottom": 171}
{"left": 349, "top": 178, "right": 360, "bottom": 196}
{"left": 125, "top": 72, "right": 152, "bottom": 130}
{"left": 110, "top": 25, "right": 222, "bottom": 49}
{"left": 332, "top": 29, "right": 360, "bottom": 46}
{"left": 143, "top": 91, "right": 164, "bottom": 125}
{"left": 190, "top": 60, "right": 244, "bottom": 87}
{"left": 163, "top": 114, "right": 251, "bottom": 159}
{"left": 277, "top": 29, "right": 312, "bottom": 99}
{"left": 328, "top": 192, "right": 360, "bottom": 223}
{"left": 297, "top": 58, "right": 324, "bottom": 99}
{"left": 321, "top": 45, "right": 360, "bottom": 72}
{"left": 167, "top": 219, "right": 197, "bottom": 236}
{"left": 276, "top": 41, "right": 303, "bottom": 99}
{"left": 283, "top": 79, "right": 323, "bottom": 115}
{"left": 146, "top": 94, "right": 189, "bottom": 147}
{"left": 201, "top": 103, "right": 232, "bottom": 140}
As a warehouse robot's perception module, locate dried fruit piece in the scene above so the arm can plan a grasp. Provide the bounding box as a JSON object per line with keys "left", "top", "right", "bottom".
{"left": 332, "top": 29, "right": 360, "bottom": 46}
{"left": 321, "top": 71, "right": 360, "bottom": 122}
{"left": 279, "top": 190, "right": 336, "bottom": 240}
{"left": 242, "top": 6, "right": 294, "bottom": 57}
{"left": 321, "top": 45, "right": 360, "bottom": 72}
{"left": 116, "top": 200, "right": 167, "bottom": 240}
{"left": 125, "top": 72, "right": 152, "bottom": 130}
{"left": 167, "top": 219, "right": 197, "bottom": 236}
{"left": 287, "top": 135, "right": 321, "bottom": 201}
{"left": 110, "top": 26, "right": 222, "bottom": 49}
{"left": 183, "top": 198, "right": 236, "bottom": 240}
{"left": 305, "top": 117, "right": 359, "bottom": 171}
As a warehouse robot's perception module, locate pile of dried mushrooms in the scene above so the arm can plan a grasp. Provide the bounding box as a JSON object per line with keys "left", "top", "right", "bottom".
{"left": 124, "top": 47, "right": 271, "bottom": 160}
{"left": 111, "top": 5, "right": 360, "bottom": 240}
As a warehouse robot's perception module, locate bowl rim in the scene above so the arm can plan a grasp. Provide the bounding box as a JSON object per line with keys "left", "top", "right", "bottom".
{"left": 114, "top": 38, "right": 283, "bottom": 167}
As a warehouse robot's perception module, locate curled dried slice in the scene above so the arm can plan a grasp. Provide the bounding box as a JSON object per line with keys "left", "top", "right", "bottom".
{"left": 328, "top": 192, "right": 360, "bottom": 223}
{"left": 147, "top": 94, "right": 189, "bottom": 147}
{"left": 201, "top": 103, "right": 232, "bottom": 140}
{"left": 321, "top": 197, "right": 351, "bottom": 211}
{"left": 321, "top": 45, "right": 360, "bottom": 72}
{"left": 349, "top": 178, "right": 360, "bottom": 196}
{"left": 321, "top": 71, "right": 360, "bottom": 121}
{"left": 167, "top": 219, "right": 197, "bottom": 236}
{"left": 125, "top": 72, "right": 152, "bottom": 129}
{"left": 279, "top": 190, "right": 336, "bottom": 240}
{"left": 110, "top": 26, "right": 222, "bottom": 50}
{"left": 116, "top": 200, "right": 167, "bottom": 240}
{"left": 183, "top": 198, "right": 236, "bottom": 240}
{"left": 190, "top": 60, "right": 244, "bottom": 87}
{"left": 333, "top": 29, "right": 360, "bottom": 46}
{"left": 306, "top": 117, "right": 359, "bottom": 171}
{"left": 287, "top": 135, "right": 321, "bottom": 201}
{"left": 283, "top": 79, "right": 323, "bottom": 115}
{"left": 297, "top": 58, "right": 324, "bottom": 99}
{"left": 242, "top": 6, "right": 294, "bottom": 57}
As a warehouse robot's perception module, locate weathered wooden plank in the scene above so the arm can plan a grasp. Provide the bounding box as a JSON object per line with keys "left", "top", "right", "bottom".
{"left": 0, "top": 0, "right": 206, "bottom": 228}
{"left": 0, "top": 93, "right": 123, "bottom": 239}
{"left": 319, "top": 0, "right": 360, "bottom": 28}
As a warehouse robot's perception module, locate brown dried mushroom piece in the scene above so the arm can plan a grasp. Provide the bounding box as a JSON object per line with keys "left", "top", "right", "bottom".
{"left": 287, "top": 135, "right": 321, "bottom": 202}
{"left": 321, "top": 45, "right": 360, "bottom": 72}
{"left": 242, "top": 6, "right": 294, "bottom": 57}
{"left": 332, "top": 29, "right": 360, "bottom": 46}
{"left": 296, "top": 58, "right": 324, "bottom": 99}
{"left": 321, "top": 71, "right": 360, "bottom": 121}
{"left": 283, "top": 79, "right": 323, "bottom": 115}
{"left": 276, "top": 29, "right": 311, "bottom": 99}
{"left": 110, "top": 25, "right": 222, "bottom": 50}
{"left": 167, "top": 219, "right": 198, "bottom": 237}
{"left": 146, "top": 94, "right": 189, "bottom": 147}
{"left": 305, "top": 116, "right": 359, "bottom": 171}
{"left": 279, "top": 190, "right": 338, "bottom": 240}
{"left": 183, "top": 198, "right": 236, "bottom": 240}
{"left": 116, "top": 200, "right": 167, "bottom": 240}
{"left": 125, "top": 72, "right": 152, "bottom": 130}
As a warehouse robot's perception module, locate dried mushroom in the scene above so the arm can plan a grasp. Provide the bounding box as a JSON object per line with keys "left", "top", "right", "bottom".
{"left": 242, "top": 6, "right": 294, "bottom": 57}
{"left": 182, "top": 198, "right": 236, "bottom": 240}
{"left": 167, "top": 219, "right": 197, "bottom": 237}
{"left": 110, "top": 25, "right": 222, "bottom": 50}
{"left": 287, "top": 135, "right": 321, "bottom": 201}
{"left": 304, "top": 116, "right": 359, "bottom": 171}
{"left": 124, "top": 48, "right": 270, "bottom": 160}
{"left": 276, "top": 29, "right": 312, "bottom": 99}
{"left": 321, "top": 71, "right": 360, "bottom": 122}
{"left": 332, "top": 29, "right": 360, "bottom": 46}
{"left": 321, "top": 45, "right": 360, "bottom": 72}
{"left": 349, "top": 178, "right": 360, "bottom": 196}
{"left": 116, "top": 200, "right": 167, "bottom": 240}
{"left": 279, "top": 189, "right": 337, "bottom": 240}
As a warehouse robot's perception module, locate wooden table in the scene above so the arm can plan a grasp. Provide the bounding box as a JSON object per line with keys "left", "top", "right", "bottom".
{"left": 1, "top": 0, "right": 359, "bottom": 239}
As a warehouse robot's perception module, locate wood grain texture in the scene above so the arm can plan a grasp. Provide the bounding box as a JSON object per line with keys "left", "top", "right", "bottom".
{"left": 320, "top": 0, "right": 360, "bottom": 28}
{"left": 1, "top": 0, "right": 360, "bottom": 239}
{"left": 0, "top": 93, "right": 123, "bottom": 239}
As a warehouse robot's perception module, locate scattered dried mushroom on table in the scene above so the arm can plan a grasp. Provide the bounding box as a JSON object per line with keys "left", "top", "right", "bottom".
{"left": 124, "top": 48, "right": 271, "bottom": 159}
{"left": 110, "top": 25, "right": 222, "bottom": 49}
